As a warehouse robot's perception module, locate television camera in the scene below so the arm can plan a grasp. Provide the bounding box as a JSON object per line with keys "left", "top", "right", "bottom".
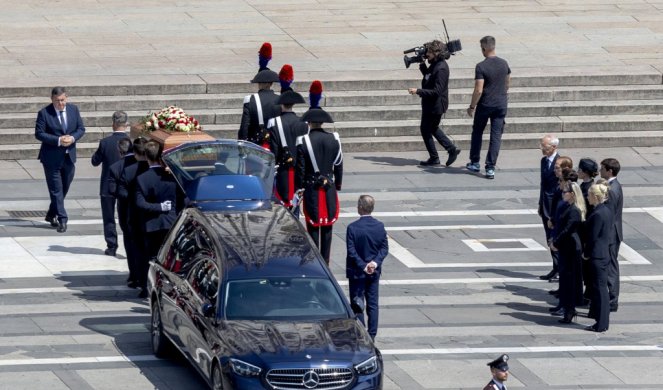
{"left": 403, "top": 20, "right": 462, "bottom": 68}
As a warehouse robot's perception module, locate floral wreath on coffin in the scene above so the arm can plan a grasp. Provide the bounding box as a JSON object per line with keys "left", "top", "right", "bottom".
{"left": 143, "top": 106, "right": 202, "bottom": 133}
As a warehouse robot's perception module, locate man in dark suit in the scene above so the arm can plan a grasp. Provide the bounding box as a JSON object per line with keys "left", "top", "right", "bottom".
{"left": 346, "top": 195, "right": 388, "bottom": 341}
{"left": 91, "top": 111, "right": 130, "bottom": 256}
{"left": 35, "top": 87, "right": 86, "bottom": 233}
{"left": 113, "top": 137, "right": 148, "bottom": 288}
{"left": 538, "top": 134, "right": 560, "bottom": 280}
{"left": 601, "top": 158, "right": 623, "bottom": 312}
{"left": 135, "top": 140, "right": 182, "bottom": 298}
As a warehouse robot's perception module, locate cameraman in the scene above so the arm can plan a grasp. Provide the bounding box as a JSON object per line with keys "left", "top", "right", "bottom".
{"left": 408, "top": 40, "right": 461, "bottom": 167}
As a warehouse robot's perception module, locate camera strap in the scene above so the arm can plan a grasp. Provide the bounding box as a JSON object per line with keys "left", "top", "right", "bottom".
{"left": 303, "top": 134, "right": 320, "bottom": 174}
{"left": 252, "top": 93, "right": 264, "bottom": 126}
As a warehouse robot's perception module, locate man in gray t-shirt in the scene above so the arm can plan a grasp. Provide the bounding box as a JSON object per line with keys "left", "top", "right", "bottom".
{"left": 465, "top": 36, "right": 511, "bottom": 180}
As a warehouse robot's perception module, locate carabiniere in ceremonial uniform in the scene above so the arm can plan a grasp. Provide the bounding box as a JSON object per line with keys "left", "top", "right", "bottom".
{"left": 296, "top": 107, "right": 343, "bottom": 265}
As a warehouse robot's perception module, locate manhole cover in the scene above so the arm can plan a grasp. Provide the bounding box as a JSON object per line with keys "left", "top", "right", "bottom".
{"left": 7, "top": 210, "right": 47, "bottom": 218}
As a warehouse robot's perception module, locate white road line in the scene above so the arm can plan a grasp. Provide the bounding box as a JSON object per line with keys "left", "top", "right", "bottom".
{"left": 0, "top": 286, "right": 133, "bottom": 295}
{"left": 463, "top": 238, "right": 547, "bottom": 252}
{"left": 339, "top": 207, "right": 663, "bottom": 218}
{"left": 337, "top": 275, "right": 663, "bottom": 286}
{"left": 386, "top": 224, "right": 541, "bottom": 231}
{"left": 1, "top": 345, "right": 662, "bottom": 366}
{"left": 619, "top": 243, "right": 651, "bottom": 265}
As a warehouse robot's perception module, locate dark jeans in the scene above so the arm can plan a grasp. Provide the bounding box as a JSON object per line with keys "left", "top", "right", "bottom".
{"left": 43, "top": 155, "right": 75, "bottom": 223}
{"left": 420, "top": 112, "right": 455, "bottom": 161}
{"left": 469, "top": 105, "right": 507, "bottom": 169}
{"left": 349, "top": 275, "right": 380, "bottom": 338}
{"left": 100, "top": 195, "right": 118, "bottom": 250}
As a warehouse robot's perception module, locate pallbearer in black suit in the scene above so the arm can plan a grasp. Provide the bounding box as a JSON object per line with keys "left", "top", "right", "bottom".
{"left": 600, "top": 158, "right": 623, "bottom": 312}
{"left": 538, "top": 134, "right": 560, "bottom": 280}
{"left": 296, "top": 87, "right": 343, "bottom": 265}
{"left": 119, "top": 138, "right": 150, "bottom": 291}
{"left": 484, "top": 354, "right": 510, "bottom": 390}
{"left": 346, "top": 195, "right": 388, "bottom": 341}
{"left": 584, "top": 183, "right": 614, "bottom": 332}
{"left": 267, "top": 75, "right": 309, "bottom": 210}
{"left": 91, "top": 111, "right": 130, "bottom": 256}
{"left": 135, "top": 141, "right": 183, "bottom": 298}
{"left": 238, "top": 42, "right": 281, "bottom": 148}
{"left": 35, "top": 87, "right": 86, "bottom": 233}
{"left": 110, "top": 137, "right": 147, "bottom": 288}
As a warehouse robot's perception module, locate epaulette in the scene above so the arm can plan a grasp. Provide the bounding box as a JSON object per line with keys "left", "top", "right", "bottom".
{"left": 243, "top": 95, "right": 252, "bottom": 104}
{"left": 295, "top": 135, "right": 304, "bottom": 146}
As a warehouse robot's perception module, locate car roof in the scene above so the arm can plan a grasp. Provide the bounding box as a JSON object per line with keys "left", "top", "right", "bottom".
{"left": 200, "top": 206, "right": 330, "bottom": 279}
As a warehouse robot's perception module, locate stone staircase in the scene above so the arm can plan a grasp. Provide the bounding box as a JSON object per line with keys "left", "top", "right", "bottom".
{"left": 0, "top": 67, "right": 661, "bottom": 160}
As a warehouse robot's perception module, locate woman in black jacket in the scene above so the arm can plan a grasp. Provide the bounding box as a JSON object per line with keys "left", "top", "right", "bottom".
{"left": 408, "top": 40, "right": 461, "bottom": 167}
{"left": 584, "top": 183, "right": 615, "bottom": 332}
{"left": 550, "top": 181, "right": 587, "bottom": 324}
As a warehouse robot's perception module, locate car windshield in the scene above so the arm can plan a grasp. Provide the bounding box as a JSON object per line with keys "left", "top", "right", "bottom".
{"left": 224, "top": 277, "right": 348, "bottom": 320}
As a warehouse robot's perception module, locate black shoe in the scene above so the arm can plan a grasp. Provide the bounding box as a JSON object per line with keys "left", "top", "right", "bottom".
{"left": 56, "top": 221, "right": 67, "bottom": 233}
{"left": 45, "top": 216, "right": 58, "bottom": 228}
{"left": 559, "top": 310, "right": 577, "bottom": 324}
{"left": 584, "top": 324, "right": 608, "bottom": 332}
{"left": 419, "top": 158, "right": 440, "bottom": 167}
{"left": 104, "top": 248, "right": 117, "bottom": 257}
{"left": 539, "top": 270, "right": 557, "bottom": 280}
{"left": 550, "top": 308, "right": 565, "bottom": 316}
{"left": 549, "top": 275, "right": 559, "bottom": 282}
{"left": 127, "top": 280, "right": 138, "bottom": 289}
{"left": 138, "top": 289, "right": 148, "bottom": 299}
{"left": 610, "top": 304, "right": 618, "bottom": 312}
{"left": 548, "top": 305, "right": 562, "bottom": 312}
{"left": 548, "top": 289, "right": 559, "bottom": 295}
{"left": 445, "top": 148, "right": 461, "bottom": 166}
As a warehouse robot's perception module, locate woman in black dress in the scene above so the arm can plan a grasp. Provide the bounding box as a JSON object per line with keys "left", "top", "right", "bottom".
{"left": 550, "top": 181, "right": 587, "bottom": 324}
{"left": 584, "top": 183, "right": 614, "bottom": 332}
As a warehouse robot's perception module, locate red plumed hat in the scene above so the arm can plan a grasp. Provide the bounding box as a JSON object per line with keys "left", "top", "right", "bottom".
{"left": 279, "top": 64, "right": 294, "bottom": 92}
{"left": 258, "top": 42, "right": 272, "bottom": 70}
{"left": 309, "top": 80, "right": 323, "bottom": 108}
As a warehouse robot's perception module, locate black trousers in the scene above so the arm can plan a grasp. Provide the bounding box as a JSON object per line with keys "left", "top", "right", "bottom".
{"left": 469, "top": 105, "right": 507, "bottom": 169}
{"left": 608, "top": 241, "right": 621, "bottom": 306}
{"left": 306, "top": 223, "right": 333, "bottom": 265}
{"left": 588, "top": 259, "right": 610, "bottom": 331}
{"left": 138, "top": 230, "right": 168, "bottom": 289}
{"left": 541, "top": 216, "right": 560, "bottom": 273}
{"left": 558, "top": 249, "right": 583, "bottom": 312}
{"left": 100, "top": 195, "right": 118, "bottom": 250}
{"left": 43, "top": 155, "right": 75, "bottom": 223}
{"left": 420, "top": 112, "right": 455, "bottom": 161}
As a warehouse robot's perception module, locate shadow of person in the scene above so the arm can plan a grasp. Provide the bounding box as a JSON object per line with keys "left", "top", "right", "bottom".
{"left": 352, "top": 155, "right": 419, "bottom": 166}
{"left": 48, "top": 244, "right": 106, "bottom": 256}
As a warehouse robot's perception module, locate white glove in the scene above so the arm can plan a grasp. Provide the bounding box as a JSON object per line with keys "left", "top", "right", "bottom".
{"left": 160, "top": 200, "right": 172, "bottom": 212}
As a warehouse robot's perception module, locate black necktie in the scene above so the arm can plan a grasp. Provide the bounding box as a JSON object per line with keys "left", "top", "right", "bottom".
{"left": 59, "top": 111, "right": 66, "bottom": 129}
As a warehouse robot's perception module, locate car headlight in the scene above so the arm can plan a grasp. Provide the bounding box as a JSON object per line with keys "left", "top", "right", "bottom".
{"left": 354, "top": 356, "right": 379, "bottom": 375}
{"left": 229, "top": 358, "right": 262, "bottom": 377}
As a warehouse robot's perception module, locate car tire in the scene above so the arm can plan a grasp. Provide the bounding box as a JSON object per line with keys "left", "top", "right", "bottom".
{"left": 151, "top": 301, "right": 170, "bottom": 358}
{"left": 211, "top": 362, "right": 223, "bottom": 390}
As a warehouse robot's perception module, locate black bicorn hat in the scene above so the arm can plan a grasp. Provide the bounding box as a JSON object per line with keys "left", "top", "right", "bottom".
{"left": 251, "top": 69, "right": 280, "bottom": 83}
{"left": 302, "top": 107, "right": 334, "bottom": 124}
{"left": 487, "top": 354, "right": 509, "bottom": 371}
{"left": 277, "top": 90, "right": 306, "bottom": 105}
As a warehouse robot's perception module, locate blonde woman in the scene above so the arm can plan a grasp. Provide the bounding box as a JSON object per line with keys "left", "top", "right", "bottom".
{"left": 550, "top": 181, "right": 586, "bottom": 324}
{"left": 583, "top": 183, "right": 614, "bottom": 332}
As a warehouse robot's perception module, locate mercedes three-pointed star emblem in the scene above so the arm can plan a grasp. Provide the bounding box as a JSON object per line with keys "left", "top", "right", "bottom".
{"left": 302, "top": 370, "right": 320, "bottom": 389}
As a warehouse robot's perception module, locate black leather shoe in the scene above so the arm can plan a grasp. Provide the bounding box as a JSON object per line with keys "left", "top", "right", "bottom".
{"left": 548, "top": 289, "right": 559, "bottom": 295}
{"left": 548, "top": 305, "right": 562, "bottom": 312}
{"left": 539, "top": 270, "right": 557, "bottom": 280}
{"left": 419, "top": 158, "right": 441, "bottom": 167}
{"left": 127, "top": 280, "right": 138, "bottom": 289}
{"left": 45, "top": 216, "right": 59, "bottom": 228}
{"left": 609, "top": 304, "right": 618, "bottom": 312}
{"left": 104, "top": 248, "right": 117, "bottom": 257}
{"left": 550, "top": 308, "right": 565, "bottom": 316}
{"left": 549, "top": 275, "right": 559, "bottom": 282}
{"left": 56, "top": 221, "right": 67, "bottom": 233}
{"left": 445, "top": 148, "right": 461, "bottom": 166}
{"left": 138, "top": 289, "right": 148, "bottom": 299}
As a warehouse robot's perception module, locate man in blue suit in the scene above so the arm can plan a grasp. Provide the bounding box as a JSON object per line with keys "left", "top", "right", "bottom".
{"left": 91, "top": 111, "right": 130, "bottom": 256}
{"left": 346, "top": 195, "right": 388, "bottom": 341}
{"left": 35, "top": 87, "right": 86, "bottom": 233}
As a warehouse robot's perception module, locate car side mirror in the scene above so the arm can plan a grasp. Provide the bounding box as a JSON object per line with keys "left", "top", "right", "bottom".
{"left": 202, "top": 303, "right": 215, "bottom": 318}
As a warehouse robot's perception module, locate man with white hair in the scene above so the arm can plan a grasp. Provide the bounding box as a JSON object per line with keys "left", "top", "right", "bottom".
{"left": 539, "top": 134, "right": 560, "bottom": 281}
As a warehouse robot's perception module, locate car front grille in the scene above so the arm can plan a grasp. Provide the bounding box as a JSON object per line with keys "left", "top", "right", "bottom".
{"left": 266, "top": 367, "right": 354, "bottom": 390}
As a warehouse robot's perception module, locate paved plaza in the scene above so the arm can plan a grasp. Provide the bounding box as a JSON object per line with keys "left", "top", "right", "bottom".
{"left": 1, "top": 0, "right": 663, "bottom": 389}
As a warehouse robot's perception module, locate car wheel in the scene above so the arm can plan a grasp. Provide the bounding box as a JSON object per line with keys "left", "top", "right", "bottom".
{"left": 211, "top": 362, "right": 223, "bottom": 390}
{"left": 151, "top": 301, "right": 170, "bottom": 357}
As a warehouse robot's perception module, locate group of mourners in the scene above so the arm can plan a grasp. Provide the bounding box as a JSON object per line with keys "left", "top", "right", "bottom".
{"left": 538, "top": 134, "right": 623, "bottom": 332}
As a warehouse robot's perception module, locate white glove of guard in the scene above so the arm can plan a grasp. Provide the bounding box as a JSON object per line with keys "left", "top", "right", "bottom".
{"left": 160, "top": 200, "right": 172, "bottom": 212}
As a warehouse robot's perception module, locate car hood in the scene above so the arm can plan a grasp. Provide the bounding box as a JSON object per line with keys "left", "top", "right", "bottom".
{"left": 216, "top": 318, "right": 375, "bottom": 364}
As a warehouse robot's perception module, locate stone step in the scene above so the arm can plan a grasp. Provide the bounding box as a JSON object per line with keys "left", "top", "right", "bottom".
{"left": 0, "top": 66, "right": 660, "bottom": 97}
{"left": 3, "top": 84, "right": 663, "bottom": 114}
{"left": 4, "top": 130, "right": 662, "bottom": 160}
{"left": 5, "top": 114, "right": 663, "bottom": 147}
{"left": 4, "top": 100, "right": 663, "bottom": 129}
